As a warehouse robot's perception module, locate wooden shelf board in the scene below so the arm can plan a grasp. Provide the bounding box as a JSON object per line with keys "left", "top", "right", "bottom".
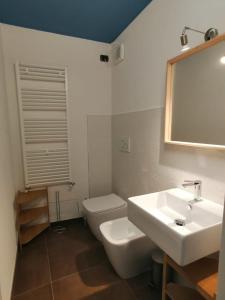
{"left": 167, "top": 283, "right": 205, "bottom": 300}
{"left": 16, "top": 189, "right": 47, "bottom": 205}
{"left": 167, "top": 256, "right": 218, "bottom": 300}
{"left": 19, "top": 206, "right": 48, "bottom": 225}
{"left": 20, "top": 223, "right": 49, "bottom": 245}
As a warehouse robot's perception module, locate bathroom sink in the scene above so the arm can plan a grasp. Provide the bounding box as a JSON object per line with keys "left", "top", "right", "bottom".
{"left": 128, "top": 188, "right": 223, "bottom": 266}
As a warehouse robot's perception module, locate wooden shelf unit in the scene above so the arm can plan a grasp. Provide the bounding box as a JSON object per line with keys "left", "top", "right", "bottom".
{"left": 16, "top": 189, "right": 48, "bottom": 205}
{"left": 163, "top": 255, "right": 218, "bottom": 300}
{"left": 16, "top": 189, "right": 50, "bottom": 248}
{"left": 166, "top": 283, "right": 205, "bottom": 300}
{"left": 20, "top": 223, "right": 49, "bottom": 245}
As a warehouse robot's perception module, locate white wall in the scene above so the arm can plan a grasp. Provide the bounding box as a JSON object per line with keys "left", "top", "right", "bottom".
{"left": 87, "top": 115, "right": 112, "bottom": 198}
{"left": 0, "top": 27, "right": 17, "bottom": 300}
{"left": 218, "top": 198, "right": 225, "bottom": 300}
{"left": 111, "top": 0, "right": 225, "bottom": 298}
{"left": 0, "top": 24, "right": 112, "bottom": 221}
{"left": 112, "top": 0, "right": 225, "bottom": 114}
{"left": 112, "top": 0, "right": 225, "bottom": 205}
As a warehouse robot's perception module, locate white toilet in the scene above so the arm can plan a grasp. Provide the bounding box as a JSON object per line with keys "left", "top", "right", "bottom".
{"left": 82, "top": 194, "right": 127, "bottom": 241}
{"left": 100, "top": 217, "right": 156, "bottom": 279}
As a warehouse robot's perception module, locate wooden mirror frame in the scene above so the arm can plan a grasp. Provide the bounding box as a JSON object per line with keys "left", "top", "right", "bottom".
{"left": 164, "top": 33, "right": 225, "bottom": 150}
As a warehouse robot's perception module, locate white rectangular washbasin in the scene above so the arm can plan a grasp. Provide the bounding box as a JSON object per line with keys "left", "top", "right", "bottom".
{"left": 128, "top": 188, "right": 223, "bottom": 266}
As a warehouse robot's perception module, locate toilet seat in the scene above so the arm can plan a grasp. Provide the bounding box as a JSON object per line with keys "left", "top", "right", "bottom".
{"left": 83, "top": 194, "right": 126, "bottom": 214}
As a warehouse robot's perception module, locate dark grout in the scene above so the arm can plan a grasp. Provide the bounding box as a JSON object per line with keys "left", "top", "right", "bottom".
{"left": 45, "top": 233, "right": 55, "bottom": 300}
{"left": 50, "top": 260, "right": 110, "bottom": 284}
{"left": 12, "top": 284, "right": 51, "bottom": 298}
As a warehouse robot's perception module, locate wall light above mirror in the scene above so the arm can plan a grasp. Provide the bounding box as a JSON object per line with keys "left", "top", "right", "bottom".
{"left": 180, "top": 26, "right": 219, "bottom": 52}
{"left": 165, "top": 33, "right": 225, "bottom": 149}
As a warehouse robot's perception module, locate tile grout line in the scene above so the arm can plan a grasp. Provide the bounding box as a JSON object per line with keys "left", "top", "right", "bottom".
{"left": 45, "top": 232, "right": 55, "bottom": 300}
{"left": 45, "top": 226, "right": 109, "bottom": 284}
{"left": 12, "top": 235, "right": 52, "bottom": 298}
{"left": 13, "top": 283, "right": 51, "bottom": 298}
{"left": 51, "top": 260, "right": 116, "bottom": 284}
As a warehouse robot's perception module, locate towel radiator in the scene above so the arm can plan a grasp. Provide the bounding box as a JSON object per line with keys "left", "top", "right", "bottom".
{"left": 15, "top": 62, "right": 73, "bottom": 189}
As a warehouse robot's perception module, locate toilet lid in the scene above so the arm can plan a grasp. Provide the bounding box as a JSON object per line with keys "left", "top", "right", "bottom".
{"left": 83, "top": 194, "right": 126, "bottom": 214}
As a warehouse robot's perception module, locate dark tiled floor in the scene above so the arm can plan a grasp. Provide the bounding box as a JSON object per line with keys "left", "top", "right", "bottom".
{"left": 13, "top": 219, "right": 161, "bottom": 300}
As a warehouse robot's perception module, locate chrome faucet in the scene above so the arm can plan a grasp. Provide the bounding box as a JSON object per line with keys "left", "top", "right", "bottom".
{"left": 182, "top": 180, "right": 202, "bottom": 208}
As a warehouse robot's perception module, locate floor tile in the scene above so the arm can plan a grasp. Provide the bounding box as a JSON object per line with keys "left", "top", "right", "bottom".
{"left": 49, "top": 244, "right": 107, "bottom": 281}
{"left": 126, "top": 272, "right": 161, "bottom": 300}
{"left": 13, "top": 235, "right": 51, "bottom": 296}
{"left": 12, "top": 219, "right": 162, "bottom": 300}
{"left": 75, "top": 244, "right": 108, "bottom": 272}
{"left": 52, "top": 264, "right": 120, "bottom": 300}
{"left": 77, "top": 262, "right": 120, "bottom": 286}
{"left": 126, "top": 271, "right": 151, "bottom": 290}
{"left": 47, "top": 225, "right": 107, "bottom": 280}
{"left": 47, "top": 226, "right": 85, "bottom": 250}
{"left": 133, "top": 286, "right": 161, "bottom": 300}
{"left": 13, "top": 285, "right": 53, "bottom": 300}
{"left": 80, "top": 281, "right": 137, "bottom": 300}
{"left": 47, "top": 219, "right": 98, "bottom": 250}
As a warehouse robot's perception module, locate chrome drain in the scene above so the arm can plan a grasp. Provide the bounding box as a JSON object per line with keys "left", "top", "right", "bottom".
{"left": 175, "top": 219, "right": 186, "bottom": 226}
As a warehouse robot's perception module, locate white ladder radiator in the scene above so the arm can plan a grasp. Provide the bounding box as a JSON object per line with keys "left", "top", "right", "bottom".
{"left": 15, "top": 62, "right": 73, "bottom": 189}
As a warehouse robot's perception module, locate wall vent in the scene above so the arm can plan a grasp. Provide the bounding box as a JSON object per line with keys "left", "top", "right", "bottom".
{"left": 112, "top": 43, "right": 125, "bottom": 65}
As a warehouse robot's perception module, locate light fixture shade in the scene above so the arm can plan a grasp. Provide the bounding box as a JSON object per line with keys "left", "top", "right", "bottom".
{"left": 220, "top": 56, "right": 225, "bottom": 64}
{"left": 181, "top": 45, "right": 190, "bottom": 52}
{"left": 180, "top": 34, "right": 188, "bottom": 46}
{"left": 204, "top": 28, "right": 219, "bottom": 41}
{"left": 179, "top": 26, "right": 218, "bottom": 53}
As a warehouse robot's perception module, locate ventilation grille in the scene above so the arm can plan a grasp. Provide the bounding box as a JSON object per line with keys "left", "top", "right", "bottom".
{"left": 112, "top": 43, "right": 125, "bottom": 65}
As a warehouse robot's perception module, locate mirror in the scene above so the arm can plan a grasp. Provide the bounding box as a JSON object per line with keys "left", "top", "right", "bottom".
{"left": 165, "top": 34, "right": 225, "bottom": 149}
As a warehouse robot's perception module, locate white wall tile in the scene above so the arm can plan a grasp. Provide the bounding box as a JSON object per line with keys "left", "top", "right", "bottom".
{"left": 87, "top": 115, "right": 112, "bottom": 198}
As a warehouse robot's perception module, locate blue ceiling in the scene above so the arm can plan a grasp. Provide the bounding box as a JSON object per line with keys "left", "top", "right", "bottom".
{"left": 0, "top": 0, "right": 151, "bottom": 43}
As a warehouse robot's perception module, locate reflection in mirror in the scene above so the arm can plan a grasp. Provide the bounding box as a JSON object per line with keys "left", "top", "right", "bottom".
{"left": 165, "top": 35, "right": 225, "bottom": 148}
